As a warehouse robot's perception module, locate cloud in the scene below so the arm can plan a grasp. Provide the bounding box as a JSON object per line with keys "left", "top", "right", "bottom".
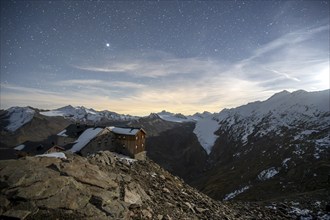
{"left": 250, "top": 25, "right": 329, "bottom": 60}
{"left": 232, "top": 25, "right": 329, "bottom": 90}
{"left": 57, "top": 79, "right": 146, "bottom": 89}
{"left": 74, "top": 56, "right": 228, "bottom": 78}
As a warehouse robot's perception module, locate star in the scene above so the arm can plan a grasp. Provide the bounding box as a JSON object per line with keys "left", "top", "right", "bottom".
{"left": 106, "top": 43, "right": 110, "bottom": 47}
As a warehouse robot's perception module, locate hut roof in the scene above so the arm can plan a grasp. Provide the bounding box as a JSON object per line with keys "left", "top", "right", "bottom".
{"left": 107, "top": 126, "right": 144, "bottom": 136}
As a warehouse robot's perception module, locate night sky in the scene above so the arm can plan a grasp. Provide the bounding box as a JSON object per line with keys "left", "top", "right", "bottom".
{"left": 1, "top": 1, "right": 329, "bottom": 115}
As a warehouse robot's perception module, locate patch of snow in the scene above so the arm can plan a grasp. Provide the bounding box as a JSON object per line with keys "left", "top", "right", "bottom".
{"left": 282, "top": 158, "right": 291, "bottom": 169}
{"left": 113, "top": 152, "right": 136, "bottom": 164}
{"left": 315, "top": 135, "right": 330, "bottom": 147}
{"left": 157, "top": 111, "right": 193, "bottom": 123}
{"left": 193, "top": 116, "right": 219, "bottom": 154}
{"left": 40, "top": 110, "right": 64, "bottom": 117}
{"left": 265, "top": 205, "right": 277, "bottom": 210}
{"left": 14, "top": 144, "right": 25, "bottom": 151}
{"left": 57, "top": 129, "right": 68, "bottom": 137}
{"left": 318, "top": 214, "right": 330, "bottom": 220}
{"left": 314, "top": 135, "right": 330, "bottom": 159}
{"left": 258, "top": 167, "right": 279, "bottom": 180}
{"left": 293, "top": 144, "right": 305, "bottom": 156}
{"left": 5, "top": 107, "right": 35, "bottom": 132}
{"left": 36, "top": 152, "right": 67, "bottom": 159}
{"left": 223, "top": 185, "right": 250, "bottom": 201}
{"left": 69, "top": 127, "right": 103, "bottom": 153}
{"left": 288, "top": 207, "right": 311, "bottom": 217}
{"left": 314, "top": 153, "right": 321, "bottom": 160}
{"left": 291, "top": 201, "right": 300, "bottom": 206}
{"left": 294, "top": 130, "right": 318, "bottom": 140}
{"left": 233, "top": 152, "right": 241, "bottom": 158}
{"left": 314, "top": 201, "right": 321, "bottom": 207}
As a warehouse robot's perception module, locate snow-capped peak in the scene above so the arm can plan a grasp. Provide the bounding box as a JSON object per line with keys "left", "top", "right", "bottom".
{"left": 194, "top": 89, "right": 330, "bottom": 154}
{"left": 157, "top": 111, "right": 193, "bottom": 123}
{"left": 4, "top": 106, "right": 35, "bottom": 132}
{"left": 40, "top": 105, "right": 138, "bottom": 122}
{"left": 156, "top": 110, "right": 212, "bottom": 123}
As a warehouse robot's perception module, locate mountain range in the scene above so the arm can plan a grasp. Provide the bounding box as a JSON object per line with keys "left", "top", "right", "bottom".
{"left": 0, "top": 89, "right": 329, "bottom": 218}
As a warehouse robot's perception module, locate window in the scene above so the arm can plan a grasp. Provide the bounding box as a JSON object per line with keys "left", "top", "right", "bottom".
{"left": 135, "top": 145, "right": 137, "bottom": 149}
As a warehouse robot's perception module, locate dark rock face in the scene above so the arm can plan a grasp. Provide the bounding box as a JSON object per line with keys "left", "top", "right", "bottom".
{"left": 190, "top": 117, "right": 330, "bottom": 202}
{"left": 146, "top": 122, "right": 208, "bottom": 182}
{"left": 0, "top": 112, "right": 70, "bottom": 148}
{"left": 0, "top": 151, "right": 283, "bottom": 219}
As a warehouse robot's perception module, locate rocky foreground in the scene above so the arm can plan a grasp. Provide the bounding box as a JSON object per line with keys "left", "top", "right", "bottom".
{"left": 0, "top": 151, "right": 323, "bottom": 219}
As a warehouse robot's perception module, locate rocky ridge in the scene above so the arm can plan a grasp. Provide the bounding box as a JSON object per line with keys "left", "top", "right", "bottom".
{"left": 0, "top": 151, "right": 285, "bottom": 220}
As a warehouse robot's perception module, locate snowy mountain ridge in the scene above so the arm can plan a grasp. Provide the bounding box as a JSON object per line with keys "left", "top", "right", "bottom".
{"left": 156, "top": 110, "right": 212, "bottom": 123}
{"left": 40, "top": 105, "right": 138, "bottom": 122}
{"left": 3, "top": 106, "right": 35, "bottom": 132}
{"left": 2, "top": 105, "right": 139, "bottom": 132}
{"left": 194, "top": 89, "right": 330, "bottom": 154}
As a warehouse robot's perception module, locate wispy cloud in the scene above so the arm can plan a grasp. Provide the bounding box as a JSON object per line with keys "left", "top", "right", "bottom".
{"left": 57, "top": 79, "right": 145, "bottom": 89}
{"left": 250, "top": 25, "right": 329, "bottom": 60}
{"left": 1, "top": 25, "right": 328, "bottom": 115}
{"left": 74, "top": 56, "right": 228, "bottom": 78}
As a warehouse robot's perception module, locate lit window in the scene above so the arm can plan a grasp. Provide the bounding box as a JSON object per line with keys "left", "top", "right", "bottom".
{"left": 135, "top": 145, "right": 137, "bottom": 149}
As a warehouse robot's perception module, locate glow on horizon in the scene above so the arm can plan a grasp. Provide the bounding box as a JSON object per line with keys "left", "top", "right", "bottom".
{"left": 1, "top": 1, "right": 329, "bottom": 116}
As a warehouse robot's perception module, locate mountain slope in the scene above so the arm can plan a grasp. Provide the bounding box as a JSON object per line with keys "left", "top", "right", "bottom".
{"left": 0, "top": 151, "right": 283, "bottom": 219}
{"left": 0, "top": 107, "right": 35, "bottom": 132}
{"left": 0, "top": 105, "right": 139, "bottom": 135}
{"left": 40, "top": 105, "right": 138, "bottom": 123}
{"left": 0, "top": 106, "right": 141, "bottom": 148}
{"left": 194, "top": 89, "right": 330, "bottom": 155}
{"left": 191, "top": 89, "right": 330, "bottom": 202}
{"left": 0, "top": 111, "right": 70, "bottom": 148}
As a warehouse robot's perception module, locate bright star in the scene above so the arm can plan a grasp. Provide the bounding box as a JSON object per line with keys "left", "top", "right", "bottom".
{"left": 106, "top": 43, "right": 110, "bottom": 47}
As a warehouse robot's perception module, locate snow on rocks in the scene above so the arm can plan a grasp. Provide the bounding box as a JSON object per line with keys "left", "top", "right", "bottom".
{"left": 157, "top": 111, "right": 193, "bottom": 123}
{"left": 282, "top": 158, "right": 291, "bottom": 169}
{"left": 40, "top": 105, "right": 137, "bottom": 122}
{"left": 36, "top": 152, "right": 67, "bottom": 159}
{"left": 258, "top": 167, "right": 279, "bottom": 181}
{"left": 57, "top": 129, "right": 68, "bottom": 137}
{"left": 112, "top": 152, "right": 137, "bottom": 165}
{"left": 193, "top": 89, "right": 330, "bottom": 154}
{"left": 5, "top": 107, "right": 35, "bottom": 132}
{"left": 223, "top": 186, "right": 250, "bottom": 201}
{"left": 193, "top": 116, "right": 219, "bottom": 154}
{"left": 314, "top": 135, "right": 330, "bottom": 159}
